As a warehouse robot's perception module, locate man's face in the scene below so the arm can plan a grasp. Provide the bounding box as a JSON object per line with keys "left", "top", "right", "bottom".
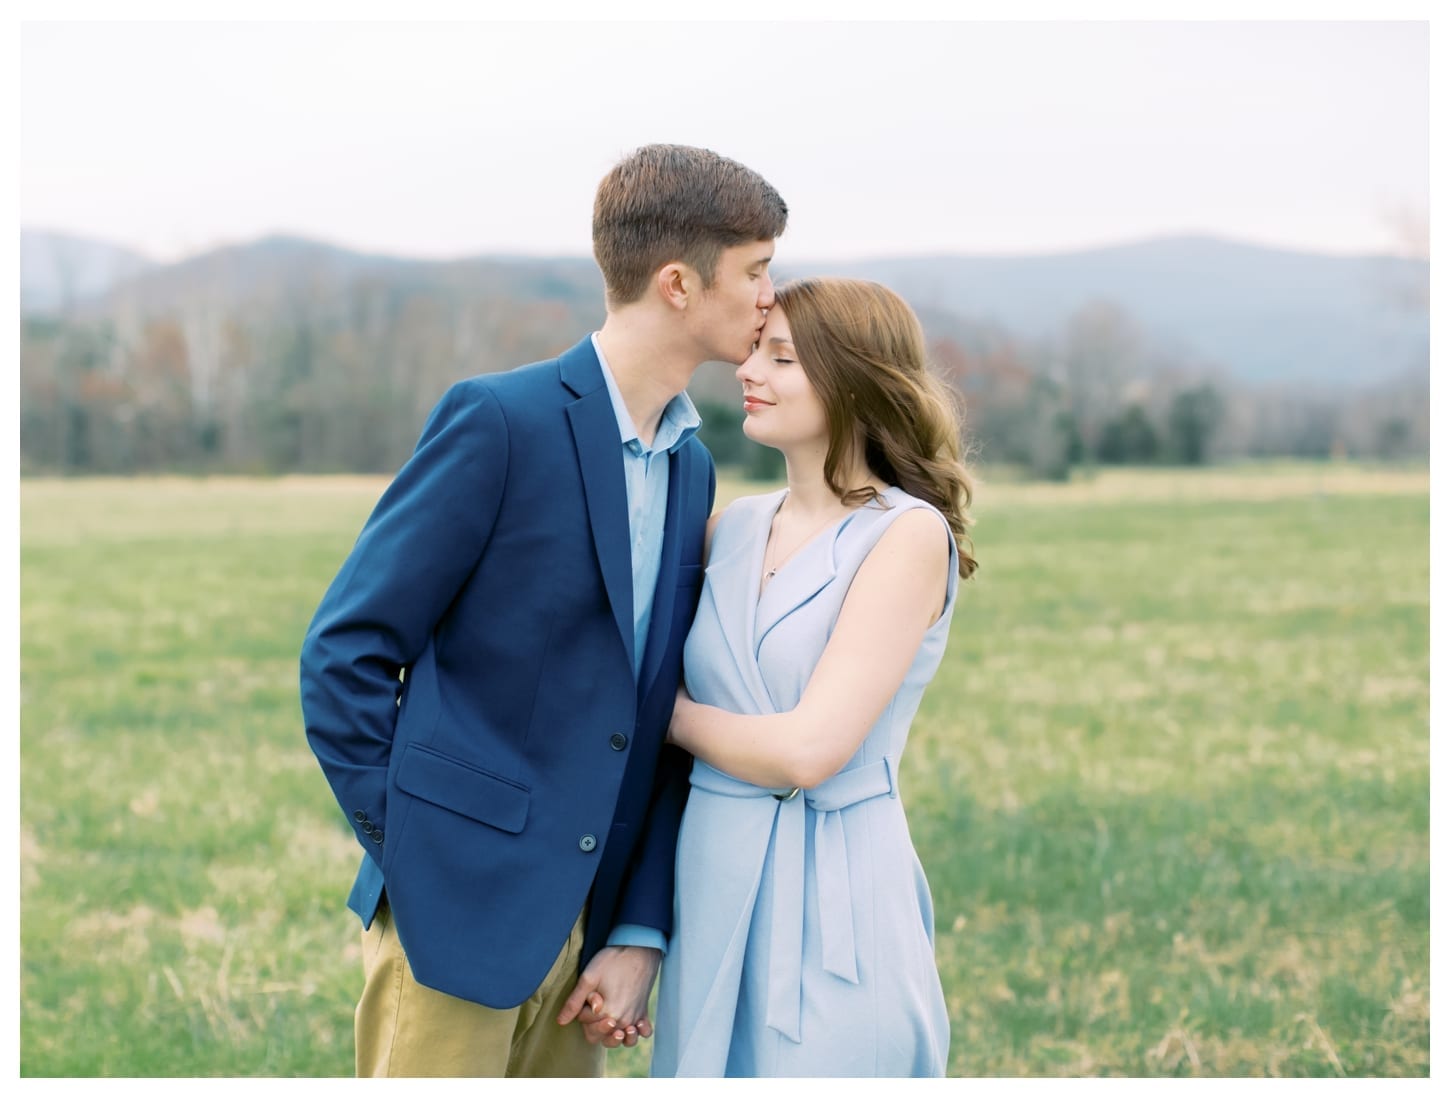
{"left": 690, "top": 240, "right": 777, "bottom": 365}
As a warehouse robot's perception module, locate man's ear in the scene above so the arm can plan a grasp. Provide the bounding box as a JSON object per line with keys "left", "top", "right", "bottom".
{"left": 655, "top": 262, "right": 695, "bottom": 311}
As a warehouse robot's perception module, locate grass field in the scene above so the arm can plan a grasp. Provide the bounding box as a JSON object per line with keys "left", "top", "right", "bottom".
{"left": 18, "top": 464, "right": 1429, "bottom": 1077}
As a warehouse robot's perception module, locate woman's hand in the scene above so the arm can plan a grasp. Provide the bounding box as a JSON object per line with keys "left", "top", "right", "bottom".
{"left": 666, "top": 683, "right": 695, "bottom": 749}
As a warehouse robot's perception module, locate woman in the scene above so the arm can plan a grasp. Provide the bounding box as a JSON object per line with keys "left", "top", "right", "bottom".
{"left": 648, "top": 277, "right": 977, "bottom": 1077}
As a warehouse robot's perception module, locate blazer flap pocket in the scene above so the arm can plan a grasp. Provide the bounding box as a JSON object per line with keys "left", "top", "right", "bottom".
{"left": 395, "top": 744, "right": 530, "bottom": 834}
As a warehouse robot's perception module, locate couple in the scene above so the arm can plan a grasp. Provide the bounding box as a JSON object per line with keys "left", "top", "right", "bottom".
{"left": 299, "top": 144, "right": 976, "bottom": 1078}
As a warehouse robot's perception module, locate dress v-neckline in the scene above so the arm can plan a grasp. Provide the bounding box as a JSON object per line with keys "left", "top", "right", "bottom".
{"left": 753, "top": 489, "right": 868, "bottom": 604}
{"left": 734, "top": 485, "right": 895, "bottom": 702}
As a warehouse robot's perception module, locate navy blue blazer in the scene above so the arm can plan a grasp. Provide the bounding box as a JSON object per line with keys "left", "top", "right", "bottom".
{"left": 300, "top": 336, "right": 714, "bottom": 1008}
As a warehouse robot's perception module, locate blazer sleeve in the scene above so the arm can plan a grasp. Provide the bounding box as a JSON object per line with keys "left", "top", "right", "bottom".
{"left": 609, "top": 449, "right": 717, "bottom": 937}
{"left": 610, "top": 743, "right": 695, "bottom": 936}
{"left": 299, "top": 379, "right": 509, "bottom": 862}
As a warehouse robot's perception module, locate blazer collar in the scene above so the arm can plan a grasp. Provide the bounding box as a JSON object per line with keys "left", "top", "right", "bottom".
{"left": 559, "top": 335, "right": 607, "bottom": 398}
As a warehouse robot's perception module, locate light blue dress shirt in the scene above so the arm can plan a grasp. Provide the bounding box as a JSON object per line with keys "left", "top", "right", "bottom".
{"left": 594, "top": 333, "right": 701, "bottom": 956}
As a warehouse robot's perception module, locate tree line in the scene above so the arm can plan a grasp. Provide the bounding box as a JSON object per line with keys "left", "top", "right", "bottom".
{"left": 19, "top": 278, "right": 1427, "bottom": 480}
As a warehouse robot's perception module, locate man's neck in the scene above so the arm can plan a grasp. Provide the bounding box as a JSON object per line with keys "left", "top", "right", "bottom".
{"left": 595, "top": 313, "right": 695, "bottom": 448}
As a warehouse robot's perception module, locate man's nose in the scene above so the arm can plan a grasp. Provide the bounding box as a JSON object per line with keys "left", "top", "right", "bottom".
{"left": 757, "top": 273, "right": 775, "bottom": 310}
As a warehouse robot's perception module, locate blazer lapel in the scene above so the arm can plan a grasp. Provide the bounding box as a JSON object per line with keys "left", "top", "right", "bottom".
{"left": 638, "top": 442, "right": 692, "bottom": 697}
{"left": 560, "top": 341, "right": 634, "bottom": 670}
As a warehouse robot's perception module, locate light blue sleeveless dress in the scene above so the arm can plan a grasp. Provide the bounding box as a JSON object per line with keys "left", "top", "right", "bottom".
{"left": 651, "top": 486, "right": 957, "bottom": 1078}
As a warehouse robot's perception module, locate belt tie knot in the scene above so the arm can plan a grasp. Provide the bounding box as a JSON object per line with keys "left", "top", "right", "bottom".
{"left": 688, "top": 755, "right": 900, "bottom": 1042}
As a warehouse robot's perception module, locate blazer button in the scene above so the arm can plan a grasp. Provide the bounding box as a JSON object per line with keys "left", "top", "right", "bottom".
{"left": 371, "top": 830, "right": 384, "bottom": 844}
{"left": 610, "top": 732, "right": 628, "bottom": 751}
{"left": 579, "top": 834, "right": 598, "bottom": 853}
{"left": 353, "top": 810, "right": 367, "bottom": 822}
{"left": 361, "top": 821, "right": 375, "bottom": 835}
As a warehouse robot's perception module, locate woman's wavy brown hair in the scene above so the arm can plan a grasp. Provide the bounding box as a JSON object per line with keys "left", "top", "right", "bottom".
{"left": 773, "top": 277, "right": 977, "bottom": 579}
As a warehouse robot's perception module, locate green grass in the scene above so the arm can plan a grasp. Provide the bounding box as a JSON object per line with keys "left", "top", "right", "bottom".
{"left": 19, "top": 465, "right": 1429, "bottom": 1076}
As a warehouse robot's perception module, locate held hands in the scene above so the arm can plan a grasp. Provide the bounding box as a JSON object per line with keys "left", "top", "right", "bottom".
{"left": 556, "top": 945, "right": 662, "bottom": 1048}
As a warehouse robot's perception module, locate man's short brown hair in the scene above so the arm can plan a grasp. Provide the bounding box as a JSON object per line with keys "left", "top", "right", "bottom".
{"left": 593, "top": 144, "right": 788, "bottom": 307}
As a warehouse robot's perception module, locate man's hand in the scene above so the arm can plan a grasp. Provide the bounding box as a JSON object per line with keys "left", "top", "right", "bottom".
{"left": 556, "top": 945, "right": 662, "bottom": 1048}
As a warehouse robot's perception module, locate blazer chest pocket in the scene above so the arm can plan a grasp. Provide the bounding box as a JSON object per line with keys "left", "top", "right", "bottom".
{"left": 395, "top": 743, "right": 530, "bottom": 834}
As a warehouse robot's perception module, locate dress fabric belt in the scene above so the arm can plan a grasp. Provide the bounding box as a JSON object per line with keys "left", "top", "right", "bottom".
{"left": 687, "top": 756, "right": 900, "bottom": 1042}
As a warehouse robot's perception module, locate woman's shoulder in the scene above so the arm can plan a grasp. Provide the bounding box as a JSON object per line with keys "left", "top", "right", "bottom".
{"left": 730, "top": 487, "right": 790, "bottom": 508}
{"left": 844, "top": 487, "right": 956, "bottom": 572}
{"left": 854, "top": 486, "right": 949, "bottom": 532}
{"left": 716, "top": 488, "right": 788, "bottom": 528}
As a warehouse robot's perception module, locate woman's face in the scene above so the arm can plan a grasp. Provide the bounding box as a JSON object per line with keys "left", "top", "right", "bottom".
{"left": 734, "top": 307, "right": 830, "bottom": 452}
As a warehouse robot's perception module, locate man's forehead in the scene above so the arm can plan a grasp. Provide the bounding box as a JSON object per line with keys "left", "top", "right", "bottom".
{"left": 737, "top": 241, "right": 776, "bottom": 266}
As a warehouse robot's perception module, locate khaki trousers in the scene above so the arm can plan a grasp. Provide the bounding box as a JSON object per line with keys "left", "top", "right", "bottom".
{"left": 354, "top": 896, "right": 605, "bottom": 1078}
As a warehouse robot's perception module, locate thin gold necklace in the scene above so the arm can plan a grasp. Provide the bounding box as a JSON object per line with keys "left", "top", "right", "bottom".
{"left": 764, "top": 495, "right": 849, "bottom": 581}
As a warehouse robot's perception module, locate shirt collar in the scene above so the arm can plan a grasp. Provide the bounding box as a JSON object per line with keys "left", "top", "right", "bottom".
{"left": 591, "top": 332, "right": 701, "bottom": 457}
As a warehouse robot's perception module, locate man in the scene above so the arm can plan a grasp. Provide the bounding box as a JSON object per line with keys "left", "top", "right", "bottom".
{"left": 299, "top": 144, "right": 787, "bottom": 1076}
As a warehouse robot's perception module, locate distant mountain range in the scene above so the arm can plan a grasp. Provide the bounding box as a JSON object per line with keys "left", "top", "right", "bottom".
{"left": 20, "top": 228, "right": 1428, "bottom": 388}
{"left": 813, "top": 238, "right": 1428, "bottom": 388}
{"left": 21, "top": 229, "right": 157, "bottom": 312}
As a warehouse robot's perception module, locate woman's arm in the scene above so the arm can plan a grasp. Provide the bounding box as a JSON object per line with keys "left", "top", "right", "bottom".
{"left": 668, "top": 507, "right": 951, "bottom": 790}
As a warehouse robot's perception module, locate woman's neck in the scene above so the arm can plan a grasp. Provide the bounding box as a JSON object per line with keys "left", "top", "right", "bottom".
{"left": 779, "top": 446, "right": 886, "bottom": 518}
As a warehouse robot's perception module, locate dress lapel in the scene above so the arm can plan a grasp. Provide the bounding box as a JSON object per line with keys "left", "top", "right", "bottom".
{"left": 754, "top": 492, "right": 898, "bottom": 652}
{"left": 704, "top": 490, "right": 787, "bottom": 713}
{"left": 754, "top": 523, "right": 839, "bottom": 656}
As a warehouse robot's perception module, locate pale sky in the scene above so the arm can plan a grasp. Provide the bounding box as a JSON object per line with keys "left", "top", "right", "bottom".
{"left": 17, "top": 13, "right": 1433, "bottom": 263}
